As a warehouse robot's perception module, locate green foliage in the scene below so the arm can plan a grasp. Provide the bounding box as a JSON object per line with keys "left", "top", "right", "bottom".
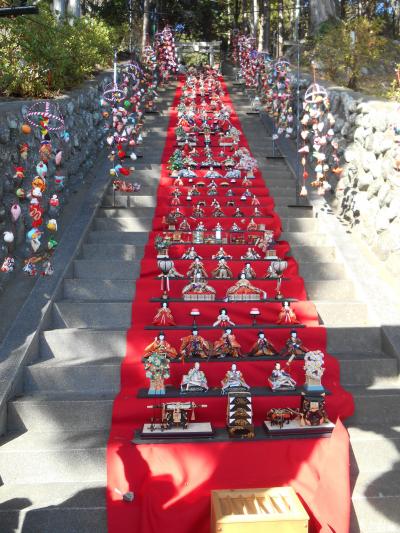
{"left": 387, "top": 64, "right": 400, "bottom": 102}
{"left": 0, "top": 2, "right": 116, "bottom": 97}
{"left": 314, "top": 17, "right": 386, "bottom": 89}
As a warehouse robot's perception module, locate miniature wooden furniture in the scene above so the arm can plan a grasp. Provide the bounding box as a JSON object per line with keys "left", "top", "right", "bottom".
{"left": 211, "top": 487, "right": 309, "bottom": 533}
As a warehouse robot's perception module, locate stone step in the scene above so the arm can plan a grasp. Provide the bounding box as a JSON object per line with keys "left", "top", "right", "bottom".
{"left": 306, "top": 279, "right": 355, "bottom": 300}
{"left": 275, "top": 206, "right": 314, "bottom": 218}
{"left": 97, "top": 207, "right": 155, "bottom": 218}
{"left": 282, "top": 232, "right": 331, "bottom": 246}
{"left": 81, "top": 243, "right": 144, "bottom": 260}
{"left": 52, "top": 302, "right": 131, "bottom": 329}
{"left": 337, "top": 352, "right": 398, "bottom": 385}
{"left": 40, "top": 329, "right": 126, "bottom": 361}
{"left": 87, "top": 231, "right": 150, "bottom": 245}
{"left": 298, "top": 262, "right": 347, "bottom": 280}
{"left": 39, "top": 323, "right": 383, "bottom": 362}
{"left": 25, "top": 363, "right": 120, "bottom": 394}
{"left": 94, "top": 217, "right": 153, "bottom": 232}
{"left": 351, "top": 499, "right": 400, "bottom": 533}
{"left": 290, "top": 245, "right": 336, "bottom": 263}
{"left": 0, "top": 481, "right": 106, "bottom": 533}
{"left": 0, "top": 430, "right": 107, "bottom": 484}
{"left": 315, "top": 301, "right": 370, "bottom": 326}
{"left": 350, "top": 470, "right": 400, "bottom": 533}
{"left": 327, "top": 326, "right": 382, "bottom": 353}
{"left": 348, "top": 387, "right": 400, "bottom": 425}
{"left": 8, "top": 394, "right": 114, "bottom": 432}
{"left": 64, "top": 279, "right": 136, "bottom": 301}
{"left": 348, "top": 424, "right": 400, "bottom": 474}
{"left": 73, "top": 260, "right": 140, "bottom": 280}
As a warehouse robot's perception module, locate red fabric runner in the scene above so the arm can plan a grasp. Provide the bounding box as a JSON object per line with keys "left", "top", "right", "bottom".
{"left": 107, "top": 78, "right": 354, "bottom": 533}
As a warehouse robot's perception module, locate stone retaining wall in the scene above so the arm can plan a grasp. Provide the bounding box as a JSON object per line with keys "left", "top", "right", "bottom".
{"left": 0, "top": 71, "right": 111, "bottom": 275}
{"left": 297, "top": 78, "right": 400, "bottom": 275}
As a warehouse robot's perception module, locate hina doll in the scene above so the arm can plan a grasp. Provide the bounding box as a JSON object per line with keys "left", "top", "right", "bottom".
{"left": 207, "top": 184, "right": 218, "bottom": 196}
{"left": 234, "top": 207, "right": 244, "bottom": 217}
{"left": 179, "top": 218, "right": 191, "bottom": 231}
{"left": 205, "top": 166, "right": 222, "bottom": 179}
{"left": 241, "top": 248, "right": 260, "bottom": 260}
{"left": 182, "top": 247, "right": 201, "bottom": 260}
{"left": 213, "top": 308, "right": 235, "bottom": 328}
{"left": 214, "top": 328, "right": 242, "bottom": 358}
{"left": 226, "top": 274, "right": 267, "bottom": 300}
{"left": 188, "top": 184, "right": 201, "bottom": 196}
{"left": 224, "top": 169, "right": 241, "bottom": 180}
{"left": 212, "top": 247, "right": 232, "bottom": 260}
{"left": 182, "top": 272, "right": 216, "bottom": 299}
{"left": 276, "top": 301, "right": 300, "bottom": 325}
{"left": 268, "top": 363, "right": 297, "bottom": 391}
{"left": 251, "top": 194, "right": 260, "bottom": 206}
{"left": 249, "top": 331, "right": 278, "bottom": 356}
{"left": 181, "top": 362, "right": 208, "bottom": 392}
{"left": 247, "top": 218, "right": 257, "bottom": 231}
{"left": 280, "top": 330, "right": 308, "bottom": 357}
{"left": 187, "top": 257, "right": 208, "bottom": 278}
{"left": 144, "top": 332, "right": 178, "bottom": 359}
{"left": 145, "top": 351, "right": 170, "bottom": 395}
{"left": 212, "top": 205, "right": 225, "bottom": 217}
{"left": 192, "top": 204, "right": 205, "bottom": 218}
{"left": 221, "top": 364, "right": 249, "bottom": 393}
{"left": 253, "top": 207, "right": 262, "bottom": 217}
{"left": 225, "top": 189, "right": 235, "bottom": 197}
{"left": 180, "top": 329, "right": 210, "bottom": 359}
{"left": 212, "top": 258, "right": 233, "bottom": 279}
{"left": 239, "top": 262, "right": 257, "bottom": 280}
{"left": 231, "top": 222, "right": 241, "bottom": 232}
{"left": 152, "top": 302, "right": 176, "bottom": 326}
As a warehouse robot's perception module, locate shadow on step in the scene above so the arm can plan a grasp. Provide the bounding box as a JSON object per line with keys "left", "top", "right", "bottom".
{"left": 0, "top": 487, "right": 106, "bottom": 533}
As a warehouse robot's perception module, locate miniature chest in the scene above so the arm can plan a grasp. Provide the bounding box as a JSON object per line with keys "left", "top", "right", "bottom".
{"left": 211, "top": 487, "right": 309, "bottom": 533}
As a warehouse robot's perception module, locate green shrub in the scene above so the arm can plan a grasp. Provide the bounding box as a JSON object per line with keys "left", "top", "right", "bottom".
{"left": 0, "top": 2, "right": 116, "bottom": 97}
{"left": 314, "top": 17, "right": 386, "bottom": 89}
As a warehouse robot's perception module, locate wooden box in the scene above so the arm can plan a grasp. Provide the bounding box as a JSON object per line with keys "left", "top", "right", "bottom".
{"left": 211, "top": 487, "right": 309, "bottom": 533}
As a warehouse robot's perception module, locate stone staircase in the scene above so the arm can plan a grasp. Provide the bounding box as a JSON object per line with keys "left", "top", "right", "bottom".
{"left": 0, "top": 89, "right": 175, "bottom": 532}
{"left": 230, "top": 87, "right": 400, "bottom": 533}
{"left": 1, "top": 81, "right": 399, "bottom": 533}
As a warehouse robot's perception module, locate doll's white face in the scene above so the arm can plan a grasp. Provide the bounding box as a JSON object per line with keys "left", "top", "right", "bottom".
{"left": 259, "top": 333, "right": 265, "bottom": 339}
{"left": 193, "top": 330, "right": 198, "bottom": 336}
{"left": 291, "top": 332, "right": 297, "bottom": 339}
{"left": 226, "top": 328, "right": 232, "bottom": 334}
{"left": 246, "top": 263, "right": 250, "bottom": 268}
{"left": 221, "top": 309, "right": 226, "bottom": 316}
{"left": 275, "top": 363, "right": 281, "bottom": 370}
{"left": 240, "top": 273, "right": 246, "bottom": 280}
{"left": 195, "top": 362, "right": 200, "bottom": 370}
{"left": 159, "top": 334, "right": 165, "bottom": 340}
{"left": 162, "top": 302, "right": 167, "bottom": 308}
{"left": 232, "top": 364, "right": 237, "bottom": 371}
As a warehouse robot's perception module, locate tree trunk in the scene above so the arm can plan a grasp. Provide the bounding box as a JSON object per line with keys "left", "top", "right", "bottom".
{"left": 233, "top": 0, "right": 240, "bottom": 26}
{"left": 262, "top": 0, "right": 270, "bottom": 53}
{"left": 66, "top": 0, "right": 80, "bottom": 17}
{"left": 53, "top": 0, "right": 66, "bottom": 18}
{"left": 293, "top": 0, "right": 301, "bottom": 41}
{"left": 277, "top": 0, "right": 284, "bottom": 57}
{"left": 252, "top": 0, "right": 259, "bottom": 43}
{"left": 142, "top": 0, "right": 150, "bottom": 50}
{"left": 309, "top": 0, "right": 339, "bottom": 34}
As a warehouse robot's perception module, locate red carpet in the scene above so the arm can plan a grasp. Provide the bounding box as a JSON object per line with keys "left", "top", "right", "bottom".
{"left": 107, "top": 77, "right": 354, "bottom": 533}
